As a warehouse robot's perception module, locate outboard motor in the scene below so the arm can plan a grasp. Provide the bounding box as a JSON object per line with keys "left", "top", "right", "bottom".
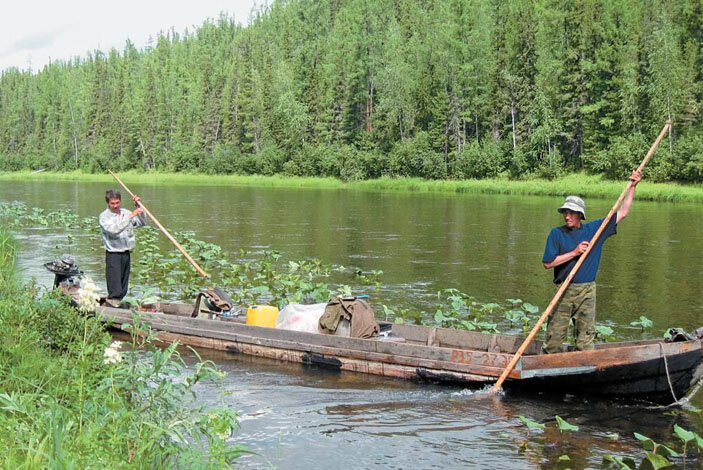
{"left": 44, "top": 254, "right": 82, "bottom": 288}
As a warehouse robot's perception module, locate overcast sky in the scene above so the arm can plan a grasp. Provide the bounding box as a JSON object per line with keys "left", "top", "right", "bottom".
{"left": 0, "top": 0, "right": 259, "bottom": 73}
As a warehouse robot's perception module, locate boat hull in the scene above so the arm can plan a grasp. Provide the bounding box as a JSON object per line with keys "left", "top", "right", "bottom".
{"left": 97, "top": 304, "right": 703, "bottom": 403}
{"left": 519, "top": 347, "right": 703, "bottom": 402}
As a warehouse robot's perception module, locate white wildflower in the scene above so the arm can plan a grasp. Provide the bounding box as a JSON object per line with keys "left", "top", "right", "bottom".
{"left": 103, "top": 341, "right": 123, "bottom": 364}
{"left": 77, "top": 277, "right": 100, "bottom": 312}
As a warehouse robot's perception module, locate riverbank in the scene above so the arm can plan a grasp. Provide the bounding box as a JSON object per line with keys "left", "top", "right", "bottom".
{"left": 0, "top": 229, "right": 244, "bottom": 467}
{"left": 2, "top": 170, "right": 703, "bottom": 203}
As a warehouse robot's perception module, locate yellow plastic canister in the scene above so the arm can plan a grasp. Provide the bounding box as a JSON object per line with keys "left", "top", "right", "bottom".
{"left": 245, "top": 305, "right": 279, "bottom": 328}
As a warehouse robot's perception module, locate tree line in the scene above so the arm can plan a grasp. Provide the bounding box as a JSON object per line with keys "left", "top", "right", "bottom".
{"left": 1, "top": 0, "right": 703, "bottom": 182}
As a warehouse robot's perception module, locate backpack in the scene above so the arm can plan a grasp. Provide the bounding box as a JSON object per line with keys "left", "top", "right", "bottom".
{"left": 319, "top": 296, "right": 379, "bottom": 338}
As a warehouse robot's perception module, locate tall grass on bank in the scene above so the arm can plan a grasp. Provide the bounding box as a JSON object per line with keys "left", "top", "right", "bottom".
{"left": 2, "top": 170, "right": 703, "bottom": 203}
{"left": 0, "top": 229, "right": 247, "bottom": 468}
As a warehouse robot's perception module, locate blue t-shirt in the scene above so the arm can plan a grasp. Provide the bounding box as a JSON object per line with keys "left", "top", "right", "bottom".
{"left": 542, "top": 217, "right": 617, "bottom": 284}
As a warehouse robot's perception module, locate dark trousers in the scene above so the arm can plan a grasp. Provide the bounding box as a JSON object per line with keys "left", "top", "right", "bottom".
{"left": 105, "top": 251, "right": 131, "bottom": 300}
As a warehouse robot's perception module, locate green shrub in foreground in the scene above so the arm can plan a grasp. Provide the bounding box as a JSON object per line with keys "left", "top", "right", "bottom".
{"left": 0, "top": 230, "right": 248, "bottom": 468}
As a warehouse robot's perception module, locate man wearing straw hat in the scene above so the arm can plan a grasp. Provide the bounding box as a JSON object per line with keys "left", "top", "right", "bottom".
{"left": 99, "top": 189, "right": 147, "bottom": 307}
{"left": 541, "top": 170, "right": 641, "bottom": 354}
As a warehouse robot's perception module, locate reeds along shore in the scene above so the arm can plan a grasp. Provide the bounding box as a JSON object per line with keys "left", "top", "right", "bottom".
{"left": 1, "top": 171, "right": 703, "bottom": 203}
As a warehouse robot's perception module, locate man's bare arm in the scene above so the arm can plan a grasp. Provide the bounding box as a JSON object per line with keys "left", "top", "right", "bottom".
{"left": 543, "top": 241, "right": 589, "bottom": 269}
{"left": 617, "top": 170, "right": 642, "bottom": 223}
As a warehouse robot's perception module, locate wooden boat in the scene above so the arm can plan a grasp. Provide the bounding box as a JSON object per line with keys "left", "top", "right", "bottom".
{"left": 97, "top": 302, "right": 703, "bottom": 404}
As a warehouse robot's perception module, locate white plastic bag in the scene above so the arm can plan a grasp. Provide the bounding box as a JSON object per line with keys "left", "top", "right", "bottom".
{"left": 275, "top": 303, "right": 326, "bottom": 333}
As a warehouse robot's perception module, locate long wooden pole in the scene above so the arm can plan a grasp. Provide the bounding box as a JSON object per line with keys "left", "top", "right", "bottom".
{"left": 488, "top": 120, "right": 672, "bottom": 395}
{"left": 108, "top": 170, "right": 209, "bottom": 278}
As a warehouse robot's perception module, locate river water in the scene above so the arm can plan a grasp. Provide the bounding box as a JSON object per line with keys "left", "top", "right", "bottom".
{"left": 2, "top": 179, "right": 703, "bottom": 468}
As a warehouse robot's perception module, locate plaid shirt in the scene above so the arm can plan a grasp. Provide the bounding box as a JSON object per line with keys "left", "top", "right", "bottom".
{"left": 99, "top": 208, "right": 146, "bottom": 252}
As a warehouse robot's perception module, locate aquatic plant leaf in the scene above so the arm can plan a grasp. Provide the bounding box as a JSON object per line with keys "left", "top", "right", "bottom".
{"left": 630, "top": 316, "right": 653, "bottom": 329}
{"left": 522, "top": 302, "right": 539, "bottom": 314}
{"left": 602, "top": 455, "right": 636, "bottom": 469}
{"left": 505, "top": 310, "right": 524, "bottom": 323}
{"left": 595, "top": 324, "right": 614, "bottom": 335}
{"left": 555, "top": 415, "right": 579, "bottom": 432}
{"left": 481, "top": 302, "right": 500, "bottom": 312}
{"left": 518, "top": 415, "right": 545, "bottom": 430}
{"left": 595, "top": 324, "right": 617, "bottom": 342}
{"left": 476, "top": 321, "right": 499, "bottom": 333}
{"left": 643, "top": 452, "right": 673, "bottom": 469}
{"left": 659, "top": 445, "right": 679, "bottom": 458}
{"left": 634, "top": 433, "right": 655, "bottom": 451}
{"left": 434, "top": 309, "right": 448, "bottom": 322}
{"left": 694, "top": 433, "right": 703, "bottom": 450}
{"left": 673, "top": 424, "right": 695, "bottom": 443}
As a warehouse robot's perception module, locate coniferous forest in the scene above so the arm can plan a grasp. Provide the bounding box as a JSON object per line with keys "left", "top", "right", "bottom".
{"left": 1, "top": 0, "right": 703, "bottom": 182}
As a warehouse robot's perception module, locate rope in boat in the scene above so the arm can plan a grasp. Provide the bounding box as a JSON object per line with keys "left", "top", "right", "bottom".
{"left": 659, "top": 342, "right": 680, "bottom": 405}
{"left": 642, "top": 343, "right": 703, "bottom": 410}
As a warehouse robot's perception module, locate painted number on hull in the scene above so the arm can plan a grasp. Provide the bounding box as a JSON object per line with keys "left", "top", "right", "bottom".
{"left": 450, "top": 349, "right": 509, "bottom": 368}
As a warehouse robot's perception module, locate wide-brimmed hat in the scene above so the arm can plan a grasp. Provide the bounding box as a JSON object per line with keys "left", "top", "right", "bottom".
{"left": 557, "top": 195, "right": 586, "bottom": 220}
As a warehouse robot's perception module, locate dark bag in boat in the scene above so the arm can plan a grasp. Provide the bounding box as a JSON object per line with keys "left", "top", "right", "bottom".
{"left": 192, "top": 287, "right": 234, "bottom": 317}
{"left": 319, "top": 296, "right": 380, "bottom": 338}
{"left": 665, "top": 328, "right": 695, "bottom": 343}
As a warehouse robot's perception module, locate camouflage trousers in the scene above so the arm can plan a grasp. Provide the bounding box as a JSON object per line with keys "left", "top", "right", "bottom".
{"left": 543, "top": 282, "right": 596, "bottom": 354}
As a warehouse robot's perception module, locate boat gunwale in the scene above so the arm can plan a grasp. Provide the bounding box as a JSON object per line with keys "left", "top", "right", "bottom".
{"left": 97, "top": 306, "right": 520, "bottom": 378}
{"left": 98, "top": 304, "right": 703, "bottom": 381}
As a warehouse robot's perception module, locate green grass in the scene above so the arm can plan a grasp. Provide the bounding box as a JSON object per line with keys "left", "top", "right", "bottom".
{"left": 0, "top": 228, "right": 246, "bottom": 468}
{"left": 2, "top": 170, "right": 703, "bottom": 202}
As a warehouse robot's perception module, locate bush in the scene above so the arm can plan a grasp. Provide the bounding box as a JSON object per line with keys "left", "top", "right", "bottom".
{"left": 0, "top": 152, "right": 26, "bottom": 171}
{"left": 338, "top": 146, "right": 368, "bottom": 181}
{"left": 532, "top": 149, "right": 566, "bottom": 180}
{"left": 24, "top": 150, "right": 55, "bottom": 171}
{"left": 231, "top": 152, "right": 262, "bottom": 174}
{"left": 282, "top": 144, "right": 321, "bottom": 177}
{"left": 318, "top": 144, "right": 345, "bottom": 177}
{"left": 583, "top": 133, "right": 648, "bottom": 179}
{"left": 110, "top": 142, "right": 142, "bottom": 171}
{"left": 389, "top": 131, "right": 446, "bottom": 179}
{"left": 671, "top": 134, "right": 703, "bottom": 182}
{"left": 256, "top": 145, "right": 286, "bottom": 175}
{"left": 202, "top": 143, "right": 242, "bottom": 174}
{"left": 360, "top": 149, "right": 390, "bottom": 179}
{"left": 454, "top": 140, "right": 505, "bottom": 178}
{"left": 166, "top": 141, "right": 205, "bottom": 172}
{"left": 299, "top": 143, "right": 371, "bottom": 180}
{"left": 507, "top": 145, "right": 532, "bottom": 179}
{"left": 81, "top": 142, "right": 112, "bottom": 173}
